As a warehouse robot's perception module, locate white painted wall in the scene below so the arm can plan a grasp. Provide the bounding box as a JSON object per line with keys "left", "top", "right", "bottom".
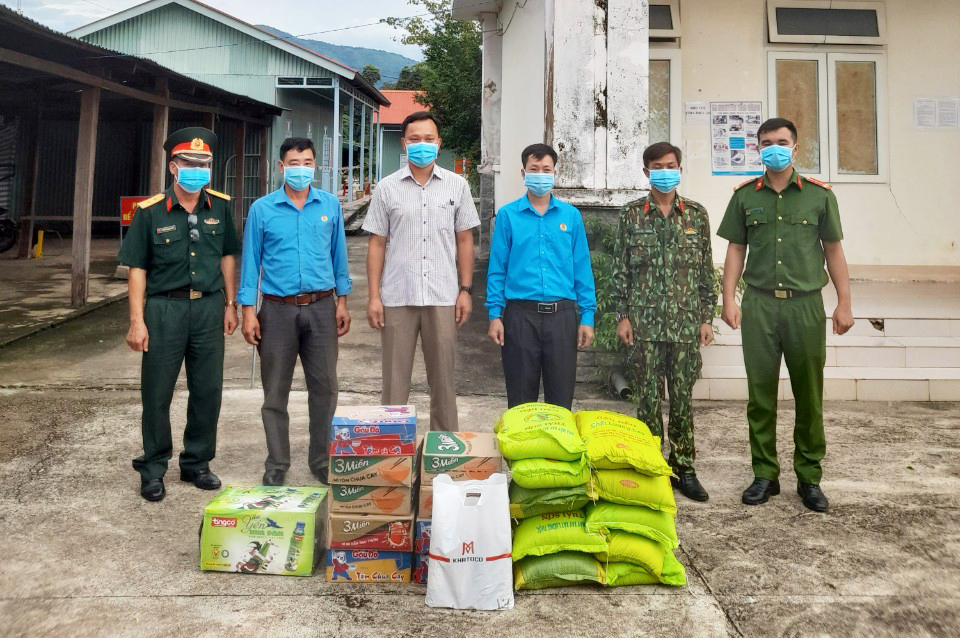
{"left": 678, "top": 0, "right": 960, "bottom": 267}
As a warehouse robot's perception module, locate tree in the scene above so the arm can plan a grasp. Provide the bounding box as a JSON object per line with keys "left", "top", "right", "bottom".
{"left": 384, "top": 1, "right": 481, "bottom": 166}
{"left": 383, "top": 64, "right": 425, "bottom": 90}
{"left": 361, "top": 64, "right": 381, "bottom": 86}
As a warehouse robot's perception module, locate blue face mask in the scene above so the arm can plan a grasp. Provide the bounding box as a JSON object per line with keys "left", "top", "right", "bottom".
{"left": 760, "top": 144, "right": 795, "bottom": 172}
{"left": 648, "top": 169, "right": 681, "bottom": 194}
{"left": 524, "top": 172, "right": 555, "bottom": 197}
{"left": 176, "top": 166, "right": 211, "bottom": 193}
{"left": 284, "top": 165, "right": 315, "bottom": 191}
{"left": 406, "top": 142, "right": 439, "bottom": 168}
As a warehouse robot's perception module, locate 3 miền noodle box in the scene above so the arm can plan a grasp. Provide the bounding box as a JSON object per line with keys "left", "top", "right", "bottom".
{"left": 421, "top": 432, "right": 502, "bottom": 481}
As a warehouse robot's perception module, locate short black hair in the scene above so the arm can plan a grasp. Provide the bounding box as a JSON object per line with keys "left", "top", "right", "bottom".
{"left": 757, "top": 118, "right": 798, "bottom": 143}
{"left": 643, "top": 142, "right": 682, "bottom": 168}
{"left": 401, "top": 111, "right": 441, "bottom": 137}
{"left": 521, "top": 143, "right": 558, "bottom": 168}
{"left": 280, "top": 137, "right": 316, "bottom": 161}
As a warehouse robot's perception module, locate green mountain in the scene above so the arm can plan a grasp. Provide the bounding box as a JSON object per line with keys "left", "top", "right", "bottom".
{"left": 256, "top": 24, "right": 419, "bottom": 87}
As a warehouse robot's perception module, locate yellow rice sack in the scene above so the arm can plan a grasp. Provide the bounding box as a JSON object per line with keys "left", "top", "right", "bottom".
{"left": 605, "top": 554, "right": 686, "bottom": 587}
{"left": 509, "top": 483, "right": 590, "bottom": 519}
{"left": 496, "top": 403, "right": 586, "bottom": 461}
{"left": 512, "top": 510, "right": 608, "bottom": 561}
{"left": 596, "top": 530, "right": 668, "bottom": 577}
{"left": 576, "top": 411, "right": 672, "bottom": 476}
{"left": 587, "top": 469, "right": 677, "bottom": 515}
{"left": 513, "top": 551, "right": 605, "bottom": 590}
{"left": 585, "top": 501, "right": 678, "bottom": 549}
{"left": 510, "top": 457, "right": 590, "bottom": 489}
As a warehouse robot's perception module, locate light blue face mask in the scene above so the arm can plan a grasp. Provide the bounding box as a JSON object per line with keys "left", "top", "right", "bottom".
{"left": 284, "top": 165, "right": 315, "bottom": 191}
{"left": 524, "top": 172, "right": 555, "bottom": 197}
{"left": 406, "top": 142, "right": 439, "bottom": 168}
{"left": 648, "top": 169, "right": 681, "bottom": 194}
{"left": 176, "top": 166, "right": 211, "bottom": 193}
{"left": 760, "top": 144, "right": 795, "bottom": 172}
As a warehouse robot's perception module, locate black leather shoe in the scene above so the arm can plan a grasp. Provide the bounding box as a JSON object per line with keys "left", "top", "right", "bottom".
{"left": 741, "top": 477, "right": 780, "bottom": 505}
{"left": 311, "top": 466, "right": 329, "bottom": 485}
{"left": 798, "top": 482, "right": 829, "bottom": 512}
{"left": 671, "top": 472, "right": 709, "bottom": 502}
{"left": 140, "top": 478, "right": 165, "bottom": 502}
{"left": 263, "top": 469, "right": 285, "bottom": 486}
{"left": 180, "top": 468, "right": 221, "bottom": 490}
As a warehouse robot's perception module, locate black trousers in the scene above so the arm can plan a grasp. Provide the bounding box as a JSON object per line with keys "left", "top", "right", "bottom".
{"left": 501, "top": 300, "right": 579, "bottom": 410}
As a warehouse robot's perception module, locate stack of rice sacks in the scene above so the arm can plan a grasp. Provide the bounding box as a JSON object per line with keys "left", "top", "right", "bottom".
{"left": 578, "top": 410, "right": 686, "bottom": 587}
{"left": 496, "top": 404, "right": 602, "bottom": 590}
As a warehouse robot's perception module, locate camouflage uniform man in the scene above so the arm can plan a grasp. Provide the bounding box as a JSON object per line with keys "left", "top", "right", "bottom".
{"left": 612, "top": 142, "right": 716, "bottom": 502}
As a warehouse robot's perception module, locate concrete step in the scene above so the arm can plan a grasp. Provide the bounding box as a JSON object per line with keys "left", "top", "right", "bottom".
{"left": 694, "top": 366, "right": 960, "bottom": 401}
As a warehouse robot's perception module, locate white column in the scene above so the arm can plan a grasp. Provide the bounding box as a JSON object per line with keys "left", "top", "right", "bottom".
{"left": 359, "top": 103, "right": 366, "bottom": 194}
{"left": 480, "top": 12, "right": 502, "bottom": 175}
{"left": 332, "top": 79, "right": 340, "bottom": 196}
{"left": 347, "top": 94, "right": 355, "bottom": 202}
{"left": 606, "top": 0, "right": 649, "bottom": 189}
{"left": 368, "top": 109, "right": 375, "bottom": 186}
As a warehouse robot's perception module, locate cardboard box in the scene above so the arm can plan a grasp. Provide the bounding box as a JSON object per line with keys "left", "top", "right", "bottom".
{"left": 414, "top": 519, "right": 432, "bottom": 554}
{"left": 324, "top": 550, "right": 412, "bottom": 584}
{"left": 330, "top": 405, "right": 417, "bottom": 457}
{"left": 421, "top": 432, "right": 503, "bottom": 481}
{"left": 330, "top": 455, "right": 415, "bottom": 486}
{"left": 328, "top": 512, "right": 414, "bottom": 552}
{"left": 330, "top": 484, "right": 413, "bottom": 516}
{"left": 199, "top": 486, "right": 328, "bottom": 576}
{"left": 412, "top": 552, "right": 429, "bottom": 585}
{"left": 417, "top": 484, "right": 433, "bottom": 520}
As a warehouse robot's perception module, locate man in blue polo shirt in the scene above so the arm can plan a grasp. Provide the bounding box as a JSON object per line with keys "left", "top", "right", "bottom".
{"left": 486, "top": 143, "right": 597, "bottom": 409}
{"left": 239, "top": 137, "right": 352, "bottom": 486}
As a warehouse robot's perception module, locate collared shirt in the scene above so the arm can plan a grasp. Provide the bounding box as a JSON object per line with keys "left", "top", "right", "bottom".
{"left": 485, "top": 194, "right": 597, "bottom": 326}
{"left": 362, "top": 164, "right": 480, "bottom": 307}
{"left": 611, "top": 193, "right": 716, "bottom": 344}
{"left": 717, "top": 170, "right": 843, "bottom": 292}
{"left": 118, "top": 186, "right": 240, "bottom": 295}
{"left": 237, "top": 186, "right": 352, "bottom": 306}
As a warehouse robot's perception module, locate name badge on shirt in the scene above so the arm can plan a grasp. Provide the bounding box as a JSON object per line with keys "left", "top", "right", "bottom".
{"left": 156, "top": 225, "right": 176, "bottom": 234}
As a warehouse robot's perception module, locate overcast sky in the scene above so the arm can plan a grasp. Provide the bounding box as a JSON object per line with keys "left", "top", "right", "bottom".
{"left": 1, "top": 0, "right": 425, "bottom": 59}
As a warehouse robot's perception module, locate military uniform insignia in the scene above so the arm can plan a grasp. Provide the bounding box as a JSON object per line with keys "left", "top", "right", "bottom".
{"left": 136, "top": 193, "right": 165, "bottom": 209}
{"left": 205, "top": 188, "right": 232, "bottom": 201}
{"left": 734, "top": 177, "right": 760, "bottom": 191}
{"left": 190, "top": 138, "right": 204, "bottom": 151}
{"left": 156, "top": 225, "right": 176, "bottom": 234}
{"left": 802, "top": 176, "right": 832, "bottom": 190}
{"left": 685, "top": 227, "right": 697, "bottom": 235}
{"left": 203, "top": 218, "right": 219, "bottom": 225}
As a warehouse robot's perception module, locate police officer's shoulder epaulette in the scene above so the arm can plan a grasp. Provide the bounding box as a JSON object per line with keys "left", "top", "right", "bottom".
{"left": 802, "top": 176, "right": 832, "bottom": 190}
{"left": 734, "top": 177, "right": 760, "bottom": 192}
{"left": 136, "top": 193, "right": 165, "bottom": 209}
{"left": 679, "top": 196, "right": 706, "bottom": 212}
{"left": 205, "top": 188, "right": 232, "bottom": 201}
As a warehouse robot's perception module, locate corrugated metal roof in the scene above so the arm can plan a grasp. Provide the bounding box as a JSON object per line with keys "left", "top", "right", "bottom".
{"left": 379, "top": 90, "right": 428, "bottom": 125}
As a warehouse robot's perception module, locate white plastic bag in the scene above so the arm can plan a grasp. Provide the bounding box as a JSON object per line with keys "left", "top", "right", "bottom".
{"left": 425, "top": 473, "right": 514, "bottom": 610}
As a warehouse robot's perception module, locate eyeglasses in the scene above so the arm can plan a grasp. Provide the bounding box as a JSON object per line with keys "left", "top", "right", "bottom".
{"left": 188, "top": 214, "right": 199, "bottom": 241}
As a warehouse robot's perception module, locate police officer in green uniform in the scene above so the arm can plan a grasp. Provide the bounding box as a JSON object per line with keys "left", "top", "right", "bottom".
{"left": 717, "top": 118, "right": 854, "bottom": 513}
{"left": 612, "top": 142, "right": 716, "bottom": 502}
{"left": 119, "top": 127, "right": 241, "bottom": 502}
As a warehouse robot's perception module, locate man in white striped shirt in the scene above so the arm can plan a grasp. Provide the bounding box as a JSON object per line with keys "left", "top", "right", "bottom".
{"left": 363, "top": 111, "right": 480, "bottom": 431}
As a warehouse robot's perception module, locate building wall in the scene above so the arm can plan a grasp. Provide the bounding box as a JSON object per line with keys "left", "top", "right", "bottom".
{"left": 273, "top": 89, "right": 337, "bottom": 193}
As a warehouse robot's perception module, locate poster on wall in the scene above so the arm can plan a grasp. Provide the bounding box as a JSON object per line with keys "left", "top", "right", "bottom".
{"left": 710, "top": 102, "right": 764, "bottom": 176}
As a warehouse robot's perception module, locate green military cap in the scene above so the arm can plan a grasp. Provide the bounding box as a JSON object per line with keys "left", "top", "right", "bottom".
{"left": 164, "top": 126, "right": 217, "bottom": 161}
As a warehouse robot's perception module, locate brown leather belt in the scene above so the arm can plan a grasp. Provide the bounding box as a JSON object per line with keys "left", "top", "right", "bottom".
{"left": 263, "top": 290, "right": 334, "bottom": 306}
{"left": 748, "top": 285, "right": 819, "bottom": 300}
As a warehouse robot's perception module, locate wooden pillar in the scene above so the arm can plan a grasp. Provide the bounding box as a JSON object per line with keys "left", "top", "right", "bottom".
{"left": 70, "top": 87, "right": 101, "bottom": 308}
{"left": 258, "top": 124, "right": 269, "bottom": 197}
{"left": 234, "top": 120, "right": 246, "bottom": 236}
{"left": 149, "top": 77, "right": 169, "bottom": 193}
{"left": 16, "top": 104, "right": 40, "bottom": 259}
{"left": 202, "top": 112, "right": 215, "bottom": 130}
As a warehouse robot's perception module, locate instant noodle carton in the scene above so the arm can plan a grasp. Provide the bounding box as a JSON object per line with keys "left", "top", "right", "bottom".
{"left": 329, "top": 455, "right": 416, "bottom": 486}
{"left": 328, "top": 512, "right": 414, "bottom": 552}
{"left": 421, "top": 431, "right": 502, "bottom": 481}
{"left": 417, "top": 484, "right": 433, "bottom": 519}
{"left": 329, "top": 484, "right": 414, "bottom": 516}
{"left": 330, "top": 405, "right": 417, "bottom": 457}
{"left": 414, "top": 519, "right": 432, "bottom": 554}
{"left": 412, "top": 552, "right": 429, "bottom": 584}
{"left": 199, "top": 486, "right": 328, "bottom": 576}
{"left": 324, "top": 550, "right": 412, "bottom": 583}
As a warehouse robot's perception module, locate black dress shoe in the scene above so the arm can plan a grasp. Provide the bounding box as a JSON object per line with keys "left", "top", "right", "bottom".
{"left": 671, "top": 472, "right": 709, "bottom": 502}
{"left": 140, "top": 478, "right": 165, "bottom": 502}
{"left": 180, "top": 468, "right": 221, "bottom": 490}
{"left": 263, "top": 469, "right": 285, "bottom": 486}
{"left": 311, "top": 466, "right": 329, "bottom": 485}
{"left": 741, "top": 477, "right": 780, "bottom": 505}
{"left": 797, "top": 482, "right": 829, "bottom": 512}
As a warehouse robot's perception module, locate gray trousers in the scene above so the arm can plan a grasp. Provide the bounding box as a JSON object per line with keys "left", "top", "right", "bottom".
{"left": 257, "top": 296, "right": 338, "bottom": 473}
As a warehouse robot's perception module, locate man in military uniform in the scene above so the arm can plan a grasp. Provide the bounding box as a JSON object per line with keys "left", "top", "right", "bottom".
{"left": 717, "top": 117, "right": 854, "bottom": 513}
{"left": 612, "top": 142, "right": 716, "bottom": 502}
{"left": 119, "top": 127, "right": 241, "bottom": 502}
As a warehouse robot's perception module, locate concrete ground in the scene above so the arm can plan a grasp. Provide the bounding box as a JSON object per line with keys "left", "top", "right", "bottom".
{"left": 0, "top": 238, "right": 959, "bottom": 637}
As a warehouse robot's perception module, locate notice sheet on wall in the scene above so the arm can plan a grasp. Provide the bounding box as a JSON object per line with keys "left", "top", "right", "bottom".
{"left": 710, "top": 102, "right": 764, "bottom": 176}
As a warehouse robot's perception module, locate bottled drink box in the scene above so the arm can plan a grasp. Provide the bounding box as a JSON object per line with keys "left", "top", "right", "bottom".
{"left": 324, "top": 550, "right": 412, "bottom": 584}
{"left": 330, "top": 405, "right": 417, "bottom": 457}
{"left": 199, "top": 486, "right": 329, "bottom": 576}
